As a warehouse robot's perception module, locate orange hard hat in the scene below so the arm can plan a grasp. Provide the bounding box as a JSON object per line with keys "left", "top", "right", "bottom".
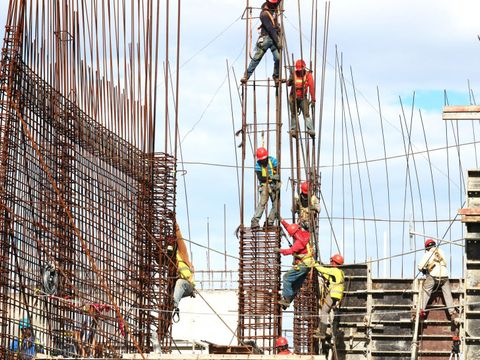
{"left": 275, "top": 336, "right": 288, "bottom": 347}
{"left": 424, "top": 238, "right": 436, "bottom": 248}
{"left": 286, "top": 223, "right": 300, "bottom": 236}
{"left": 295, "top": 59, "right": 306, "bottom": 71}
{"left": 300, "top": 181, "right": 309, "bottom": 194}
{"left": 330, "top": 254, "right": 344, "bottom": 266}
{"left": 256, "top": 147, "right": 268, "bottom": 160}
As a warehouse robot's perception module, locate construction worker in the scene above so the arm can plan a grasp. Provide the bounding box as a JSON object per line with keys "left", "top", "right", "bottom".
{"left": 173, "top": 223, "right": 195, "bottom": 321}
{"left": 275, "top": 336, "right": 292, "bottom": 355}
{"left": 9, "top": 318, "right": 44, "bottom": 359}
{"left": 287, "top": 59, "right": 316, "bottom": 138}
{"left": 293, "top": 181, "right": 320, "bottom": 231}
{"left": 314, "top": 254, "right": 345, "bottom": 339}
{"left": 418, "top": 238, "right": 458, "bottom": 323}
{"left": 241, "top": 0, "right": 282, "bottom": 84}
{"left": 278, "top": 219, "right": 315, "bottom": 309}
{"left": 251, "top": 147, "right": 280, "bottom": 229}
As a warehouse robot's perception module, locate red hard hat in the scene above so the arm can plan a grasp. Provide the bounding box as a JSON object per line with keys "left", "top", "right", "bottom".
{"left": 286, "top": 223, "right": 300, "bottom": 236}
{"left": 256, "top": 147, "right": 268, "bottom": 160}
{"left": 275, "top": 336, "right": 288, "bottom": 347}
{"left": 300, "top": 181, "right": 309, "bottom": 194}
{"left": 330, "top": 254, "right": 344, "bottom": 266}
{"left": 452, "top": 335, "right": 460, "bottom": 341}
{"left": 295, "top": 59, "right": 306, "bottom": 71}
{"left": 268, "top": 0, "right": 280, "bottom": 3}
{"left": 424, "top": 238, "right": 436, "bottom": 248}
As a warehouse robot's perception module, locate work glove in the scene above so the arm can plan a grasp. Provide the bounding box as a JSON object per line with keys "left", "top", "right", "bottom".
{"left": 271, "top": 174, "right": 280, "bottom": 181}
{"left": 279, "top": 249, "right": 290, "bottom": 256}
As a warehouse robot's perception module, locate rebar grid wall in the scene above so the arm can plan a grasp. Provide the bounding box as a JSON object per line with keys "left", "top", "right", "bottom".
{"left": 0, "top": 1, "right": 178, "bottom": 357}
{"left": 293, "top": 274, "right": 319, "bottom": 354}
{"left": 0, "top": 57, "right": 177, "bottom": 357}
{"left": 238, "top": 228, "right": 282, "bottom": 353}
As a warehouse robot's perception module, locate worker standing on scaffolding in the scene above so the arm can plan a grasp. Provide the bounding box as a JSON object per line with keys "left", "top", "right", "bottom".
{"left": 278, "top": 219, "right": 315, "bottom": 309}
{"left": 241, "top": 0, "right": 282, "bottom": 84}
{"left": 287, "top": 59, "right": 316, "bottom": 138}
{"left": 418, "top": 238, "right": 459, "bottom": 323}
{"left": 293, "top": 181, "right": 320, "bottom": 231}
{"left": 314, "top": 254, "right": 345, "bottom": 340}
{"left": 172, "top": 223, "right": 195, "bottom": 322}
{"left": 251, "top": 147, "right": 280, "bottom": 229}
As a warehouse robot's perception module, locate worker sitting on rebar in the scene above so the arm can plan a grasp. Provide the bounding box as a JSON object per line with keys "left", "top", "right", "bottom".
{"left": 9, "top": 317, "right": 44, "bottom": 360}
{"left": 251, "top": 147, "right": 280, "bottom": 229}
{"left": 417, "top": 238, "right": 459, "bottom": 323}
{"left": 287, "top": 59, "right": 316, "bottom": 138}
{"left": 241, "top": 0, "right": 282, "bottom": 84}
{"left": 293, "top": 181, "right": 320, "bottom": 231}
{"left": 313, "top": 254, "right": 345, "bottom": 340}
{"left": 278, "top": 219, "right": 315, "bottom": 309}
{"left": 172, "top": 223, "right": 195, "bottom": 322}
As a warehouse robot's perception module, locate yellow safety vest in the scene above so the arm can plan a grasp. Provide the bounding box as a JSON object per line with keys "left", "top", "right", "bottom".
{"left": 261, "top": 159, "right": 276, "bottom": 181}
{"left": 314, "top": 265, "right": 344, "bottom": 300}
{"left": 177, "top": 253, "right": 195, "bottom": 286}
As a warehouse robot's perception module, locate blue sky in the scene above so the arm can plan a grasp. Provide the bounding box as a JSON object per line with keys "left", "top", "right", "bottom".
{"left": 1, "top": 0, "right": 480, "bottom": 279}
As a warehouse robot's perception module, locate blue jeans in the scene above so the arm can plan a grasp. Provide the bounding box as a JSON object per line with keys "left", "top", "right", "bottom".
{"left": 282, "top": 262, "right": 310, "bottom": 301}
{"left": 173, "top": 279, "right": 194, "bottom": 308}
{"left": 246, "top": 35, "right": 279, "bottom": 80}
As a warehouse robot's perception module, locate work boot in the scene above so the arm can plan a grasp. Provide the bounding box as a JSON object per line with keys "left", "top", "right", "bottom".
{"left": 307, "top": 129, "right": 316, "bottom": 138}
{"left": 240, "top": 76, "right": 248, "bottom": 85}
{"left": 449, "top": 311, "right": 460, "bottom": 325}
{"left": 251, "top": 221, "right": 260, "bottom": 230}
{"left": 289, "top": 130, "right": 297, "bottom": 138}
{"left": 278, "top": 297, "right": 291, "bottom": 310}
{"left": 264, "top": 221, "right": 275, "bottom": 229}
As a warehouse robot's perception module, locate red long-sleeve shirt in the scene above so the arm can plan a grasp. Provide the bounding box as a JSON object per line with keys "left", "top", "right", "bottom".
{"left": 280, "top": 220, "right": 311, "bottom": 257}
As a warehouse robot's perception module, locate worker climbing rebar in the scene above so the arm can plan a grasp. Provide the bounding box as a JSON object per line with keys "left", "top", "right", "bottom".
{"left": 277, "top": 219, "right": 315, "bottom": 309}
{"left": 417, "top": 238, "right": 459, "bottom": 324}
{"left": 241, "top": 0, "right": 282, "bottom": 84}
{"left": 293, "top": 181, "right": 320, "bottom": 231}
{"left": 172, "top": 223, "right": 196, "bottom": 323}
{"left": 313, "top": 254, "right": 345, "bottom": 340}
{"left": 287, "top": 59, "right": 316, "bottom": 138}
{"left": 251, "top": 147, "right": 280, "bottom": 229}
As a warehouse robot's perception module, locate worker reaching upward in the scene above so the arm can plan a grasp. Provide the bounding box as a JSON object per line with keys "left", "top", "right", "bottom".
{"left": 417, "top": 238, "right": 458, "bottom": 323}
{"left": 241, "top": 0, "right": 282, "bottom": 84}
{"left": 287, "top": 59, "right": 316, "bottom": 138}
{"left": 314, "top": 254, "right": 345, "bottom": 339}
{"left": 278, "top": 219, "right": 315, "bottom": 309}
{"left": 293, "top": 181, "right": 320, "bottom": 231}
{"left": 251, "top": 147, "right": 280, "bottom": 229}
{"left": 172, "top": 223, "right": 195, "bottom": 322}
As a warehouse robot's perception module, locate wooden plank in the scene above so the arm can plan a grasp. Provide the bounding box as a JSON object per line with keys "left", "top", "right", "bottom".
{"left": 443, "top": 105, "right": 480, "bottom": 120}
